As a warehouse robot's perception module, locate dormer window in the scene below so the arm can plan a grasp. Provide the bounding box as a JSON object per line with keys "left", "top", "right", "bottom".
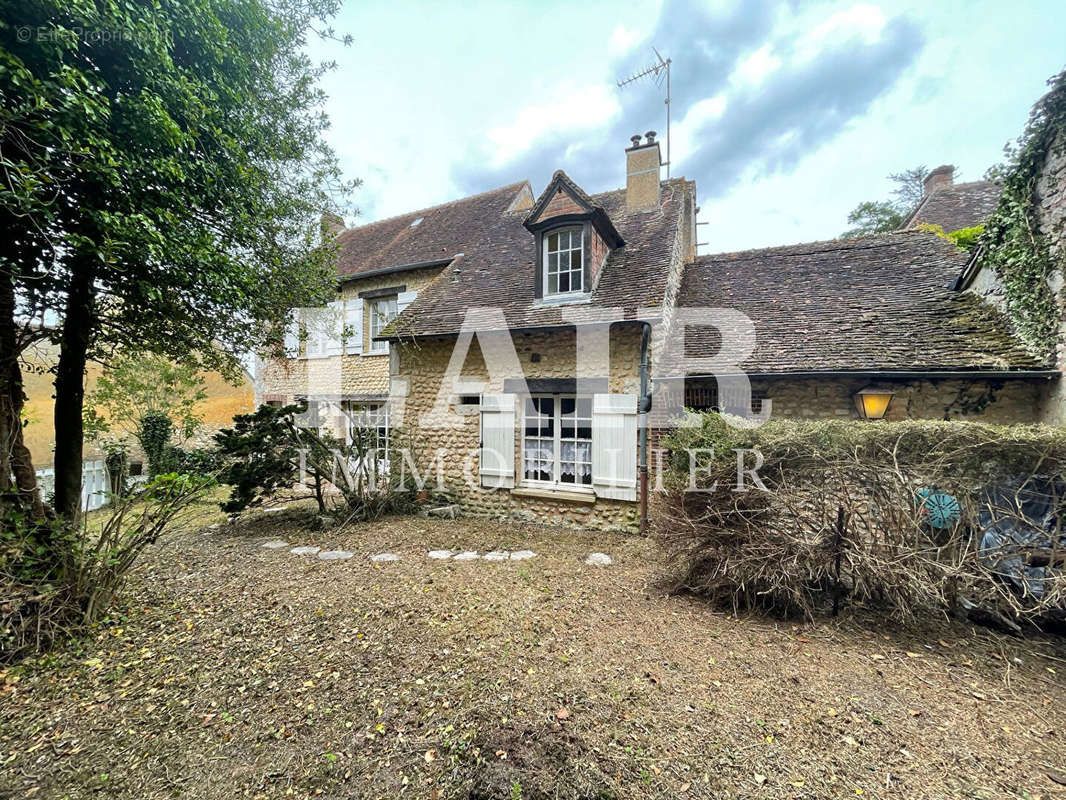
{"left": 523, "top": 170, "right": 625, "bottom": 303}
{"left": 545, "top": 228, "right": 584, "bottom": 295}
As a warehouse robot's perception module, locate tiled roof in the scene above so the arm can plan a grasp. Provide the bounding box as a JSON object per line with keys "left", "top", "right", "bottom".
{"left": 903, "top": 181, "right": 1002, "bottom": 232}
{"left": 335, "top": 182, "right": 529, "bottom": 279}
{"left": 384, "top": 178, "right": 693, "bottom": 337}
{"left": 678, "top": 230, "right": 1048, "bottom": 373}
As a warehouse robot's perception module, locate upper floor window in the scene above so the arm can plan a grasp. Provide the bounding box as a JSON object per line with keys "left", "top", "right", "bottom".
{"left": 368, "top": 295, "right": 397, "bottom": 353}
{"left": 544, "top": 228, "right": 583, "bottom": 296}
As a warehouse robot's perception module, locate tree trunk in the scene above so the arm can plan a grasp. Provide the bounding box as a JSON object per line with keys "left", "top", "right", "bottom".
{"left": 0, "top": 275, "right": 45, "bottom": 518}
{"left": 53, "top": 259, "right": 95, "bottom": 519}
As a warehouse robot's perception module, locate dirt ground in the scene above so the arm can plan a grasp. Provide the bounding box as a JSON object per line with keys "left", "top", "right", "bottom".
{"left": 2, "top": 502, "right": 1065, "bottom": 800}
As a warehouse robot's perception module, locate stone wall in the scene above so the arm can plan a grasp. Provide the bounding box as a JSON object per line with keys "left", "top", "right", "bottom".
{"left": 393, "top": 327, "right": 645, "bottom": 531}
{"left": 722, "top": 376, "right": 1048, "bottom": 423}
{"left": 257, "top": 265, "right": 444, "bottom": 403}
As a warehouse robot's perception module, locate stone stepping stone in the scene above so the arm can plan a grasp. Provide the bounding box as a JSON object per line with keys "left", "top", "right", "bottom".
{"left": 584, "top": 552, "right": 613, "bottom": 566}
{"left": 370, "top": 553, "right": 401, "bottom": 562}
{"left": 510, "top": 550, "right": 536, "bottom": 561}
{"left": 427, "top": 550, "right": 453, "bottom": 559}
{"left": 483, "top": 551, "right": 510, "bottom": 561}
{"left": 260, "top": 540, "right": 289, "bottom": 550}
{"left": 290, "top": 545, "right": 321, "bottom": 556}
{"left": 318, "top": 550, "right": 354, "bottom": 561}
{"left": 452, "top": 551, "right": 480, "bottom": 561}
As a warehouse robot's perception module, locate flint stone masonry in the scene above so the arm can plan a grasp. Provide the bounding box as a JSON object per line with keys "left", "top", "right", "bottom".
{"left": 452, "top": 551, "right": 480, "bottom": 561}
{"left": 584, "top": 553, "right": 613, "bottom": 566}
{"left": 735, "top": 377, "right": 1047, "bottom": 424}
{"left": 427, "top": 550, "right": 454, "bottom": 559}
{"left": 370, "top": 553, "right": 401, "bottom": 562}
{"left": 395, "top": 328, "right": 643, "bottom": 532}
{"left": 290, "top": 545, "right": 321, "bottom": 556}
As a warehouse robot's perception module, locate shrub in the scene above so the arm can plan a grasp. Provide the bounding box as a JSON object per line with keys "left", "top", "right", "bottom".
{"left": 139, "top": 411, "right": 177, "bottom": 477}
{"left": 215, "top": 403, "right": 413, "bottom": 520}
{"left": 657, "top": 414, "right": 1066, "bottom": 628}
{"left": 1, "top": 474, "right": 214, "bottom": 663}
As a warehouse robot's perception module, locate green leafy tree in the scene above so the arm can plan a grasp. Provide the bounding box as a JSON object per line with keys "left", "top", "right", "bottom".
{"left": 842, "top": 166, "right": 929, "bottom": 238}
{"left": 0, "top": 0, "right": 355, "bottom": 519}
{"left": 84, "top": 352, "right": 208, "bottom": 446}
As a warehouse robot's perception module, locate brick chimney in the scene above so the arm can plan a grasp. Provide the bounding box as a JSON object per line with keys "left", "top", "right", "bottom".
{"left": 626, "top": 131, "right": 662, "bottom": 213}
{"left": 320, "top": 211, "right": 345, "bottom": 238}
{"left": 922, "top": 165, "right": 954, "bottom": 196}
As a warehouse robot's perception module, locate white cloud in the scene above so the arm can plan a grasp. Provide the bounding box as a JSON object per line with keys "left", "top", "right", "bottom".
{"left": 483, "top": 84, "right": 620, "bottom": 167}
{"left": 608, "top": 24, "right": 643, "bottom": 58}
{"left": 791, "top": 3, "right": 888, "bottom": 64}
{"left": 730, "top": 44, "right": 782, "bottom": 87}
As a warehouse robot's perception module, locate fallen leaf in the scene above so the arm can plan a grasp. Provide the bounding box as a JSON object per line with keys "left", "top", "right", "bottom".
{"left": 680, "top": 782, "right": 691, "bottom": 792}
{"left": 424, "top": 749, "right": 436, "bottom": 763}
{"left": 754, "top": 774, "right": 767, "bottom": 785}
{"left": 555, "top": 707, "right": 570, "bottom": 721}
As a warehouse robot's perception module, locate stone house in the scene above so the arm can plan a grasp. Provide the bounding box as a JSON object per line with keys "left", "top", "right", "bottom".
{"left": 258, "top": 132, "right": 1063, "bottom": 532}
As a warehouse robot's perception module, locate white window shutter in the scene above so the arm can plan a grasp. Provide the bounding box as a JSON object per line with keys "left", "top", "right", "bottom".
{"left": 397, "top": 289, "right": 418, "bottom": 314}
{"left": 345, "top": 300, "right": 363, "bottom": 355}
{"left": 325, "top": 300, "right": 344, "bottom": 356}
{"left": 591, "top": 394, "right": 638, "bottom": 501}
{"left": 479, "top": 393, "right": 515, "bottom": 488}
{"left": 283, "top": 317, "right": 300, "bottom": 358}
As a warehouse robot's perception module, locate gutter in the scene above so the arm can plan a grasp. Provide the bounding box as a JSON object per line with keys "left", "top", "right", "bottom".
{"left": 337, "top": 257, "right": 455, "bottom": 286}
{"left": 378, "top": 317, "right": 659, "bottom": 343}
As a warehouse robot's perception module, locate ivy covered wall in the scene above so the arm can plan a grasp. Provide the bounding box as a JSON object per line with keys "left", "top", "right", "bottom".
{"left": 978, "top": 69, "right": 1066, "bottom": 364}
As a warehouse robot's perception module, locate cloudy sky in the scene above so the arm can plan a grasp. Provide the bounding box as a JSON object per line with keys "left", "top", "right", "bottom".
{"left": 309, "top": 0, "right": 1065, "bottom": 254}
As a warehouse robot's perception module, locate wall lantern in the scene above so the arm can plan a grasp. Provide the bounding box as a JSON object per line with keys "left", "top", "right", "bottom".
{"left": 854, "top": 386, "right": 894, "bottom": 420}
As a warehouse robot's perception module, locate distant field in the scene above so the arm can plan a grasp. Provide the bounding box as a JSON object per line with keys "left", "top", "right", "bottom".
{"left": 20, "top": 342, "right": 254, "bottom": 467}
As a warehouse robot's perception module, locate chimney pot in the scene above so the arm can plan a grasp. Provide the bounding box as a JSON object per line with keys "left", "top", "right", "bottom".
{"left": 922, "top": 165, "right": 954, "bottom": 195}
{"left": 630, "top": 134, "right": 642, "bottom": 147}
{"left": 645, "top": 130, "right": 657, "bottom": 144}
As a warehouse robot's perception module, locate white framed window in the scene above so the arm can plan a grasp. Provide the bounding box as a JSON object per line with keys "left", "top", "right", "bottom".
{"left": 543, "top": 228, "right": 583, "bottom": 296}
{"left": 343, "top": 403, "right": 390, "bottom": 460}
{"left": 522, "top": 395, "right": 592, "bottom": 487}
{"left": 368, "top": 295, "right": 398, "bottom": 353}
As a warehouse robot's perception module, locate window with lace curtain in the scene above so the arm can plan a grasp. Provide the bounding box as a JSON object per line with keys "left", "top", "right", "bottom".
{"left": 522, "top": 395, "right": 592, "bottom": 487}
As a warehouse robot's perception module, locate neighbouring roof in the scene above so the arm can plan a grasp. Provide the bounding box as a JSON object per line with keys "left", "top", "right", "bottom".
{"left": 383, "top": 177, "right": 693, "bottom": 337}
{"left": 902, "top": 180, "right": 1002, "bottom": 232}
{"left": 334, "top": 182, "right": 531, "bottom": 279}
{"left": 678, "top": 230, "right": 1048, "bottom": 374}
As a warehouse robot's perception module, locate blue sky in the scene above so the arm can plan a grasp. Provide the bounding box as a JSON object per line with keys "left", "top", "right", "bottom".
{"left": 309, "top": 0, "right": 1066, "bottom": 253}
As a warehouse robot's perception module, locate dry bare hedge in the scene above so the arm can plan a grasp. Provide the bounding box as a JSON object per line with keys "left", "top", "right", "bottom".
{"left": 655, "top": 414, "right": 1066, "bottom": 629}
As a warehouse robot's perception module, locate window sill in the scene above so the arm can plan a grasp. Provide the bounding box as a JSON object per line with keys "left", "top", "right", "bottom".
{"left": 511, "top": 486, "right": 596, "bottom": 504}
{"left": 532, "top": 292, "right": 592, "bottom": 308}
{"left": 362, "top": 350, "right": 390, "bottom": 357}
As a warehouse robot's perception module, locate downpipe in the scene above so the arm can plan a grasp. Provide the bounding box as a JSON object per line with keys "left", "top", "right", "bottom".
{"left": 639, "top": 322, "right": 651, "bottom": 536}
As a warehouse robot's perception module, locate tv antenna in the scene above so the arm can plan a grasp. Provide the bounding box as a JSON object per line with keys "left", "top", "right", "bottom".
{"left": 616, "top": 47, "right": 671, "bottom": 179}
